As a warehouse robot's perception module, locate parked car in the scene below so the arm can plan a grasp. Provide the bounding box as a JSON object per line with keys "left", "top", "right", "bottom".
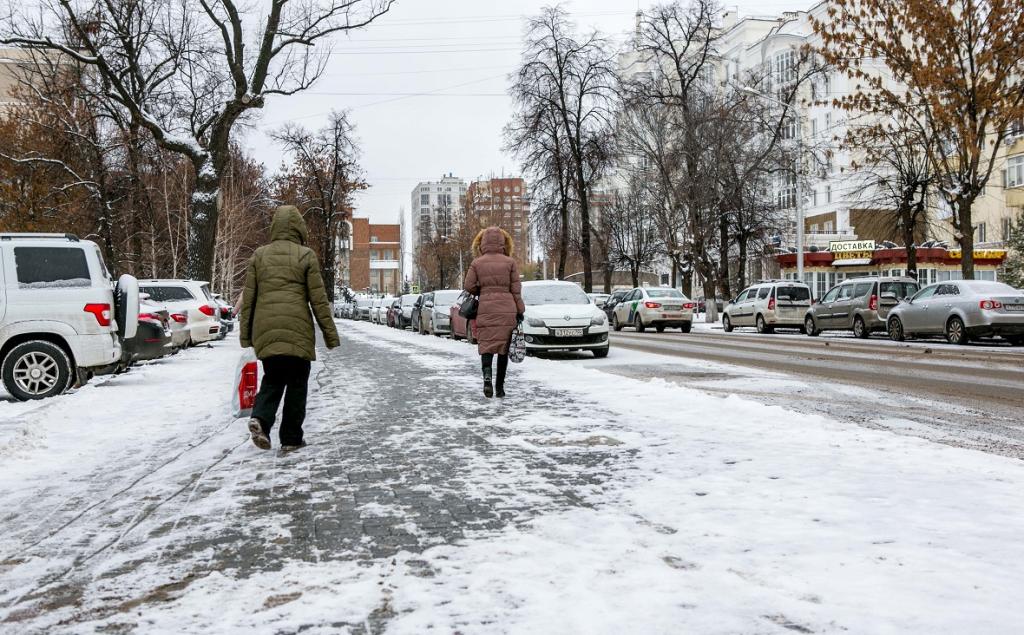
{"left": 723, "top": 280, "right": 812, "bottom": 334}
{"left": 611, "top": 287, "right": 695, "bottom": 333}
{"left": 211, "top": 294, "right": 234, "bottom": 339}
{"left": 587, "top": 293, "right": 611, "bottom": 309}
{"left": 410, "top": 294, "right": 426, "bottom": 333}
{"left": 354, "top": 298, "right": 373, "bottom": 321}
{"left": 387, "top": 297, "right": 402, "bottom": 328}
{"left": 414, "top": 292, "right": 433, "bottom": 334}
{"left": 0, "top": 233, "right": 138, "bottom": 400}
{"left": 125, "top": 300, "right": 174, "bottom": 362}
{"left": 138, "top": 279, "right": 220, "bottom": 346}
{"left": 396, "top": 293, "right": 421, "bottom": 329}
{"left": 449, "top": 292, "right": 477, "bottom": 343}
{"left": 422, "top": 289, "right": 461, "bottom": 336}
{"left": 887, "top": 280, "right": 1024, "bottom": 345}
{"left": 804, "top": 276, "right": 919, "bottom": 338}
{"left": 521, "top": 281, "right": 610, "bottom": 357}
{"left": 603, "top": 289, "right": 630, "bottom": 322}
{"left": 696, "top": 297, "right": 725, "bottom": 314}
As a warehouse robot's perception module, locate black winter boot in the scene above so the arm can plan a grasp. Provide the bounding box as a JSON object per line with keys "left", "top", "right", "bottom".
{"left": 483, "top": 367, "right": 493, "bottom": 398}
{"left": 495, "top": 383, "right": 505, "bottom": 399}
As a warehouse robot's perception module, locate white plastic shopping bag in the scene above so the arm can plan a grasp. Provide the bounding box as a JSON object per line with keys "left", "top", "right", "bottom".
{"left": 232, "top": 349, "right": 260, "bottom": 419}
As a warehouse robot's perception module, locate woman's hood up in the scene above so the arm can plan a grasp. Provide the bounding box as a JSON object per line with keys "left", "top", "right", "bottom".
{"left": 270, "top": 205, "right": 309, "bottom": 245}
{"left": 472, "top": 226, "right": 514, "bottom": 257}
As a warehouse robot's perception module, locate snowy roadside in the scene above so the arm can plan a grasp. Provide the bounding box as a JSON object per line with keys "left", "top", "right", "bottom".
{"left": 1, "top": 322, "right": 1022, "bottom": 633}
{"left": 330, "top": 322, "right": 1024, "bottom": 633}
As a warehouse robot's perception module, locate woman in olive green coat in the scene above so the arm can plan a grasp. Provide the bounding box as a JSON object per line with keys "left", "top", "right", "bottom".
{"left": 240, "top": 205, "right": 340, "bottom": 450}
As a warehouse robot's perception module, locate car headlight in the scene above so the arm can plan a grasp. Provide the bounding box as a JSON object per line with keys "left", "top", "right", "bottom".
{"left": 527, "top": 317, "right": 545, "bottom": 327}
{"left": 590, "top": 314, "right": 606, "bottom": 326}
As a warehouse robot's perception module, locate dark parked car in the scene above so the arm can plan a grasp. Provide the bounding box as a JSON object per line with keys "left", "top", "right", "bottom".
{"left": 603, "top": 289, "right": 630, "bottom": 321}
{"left": 125, "top": 302, "right": 174, "bottom": 362}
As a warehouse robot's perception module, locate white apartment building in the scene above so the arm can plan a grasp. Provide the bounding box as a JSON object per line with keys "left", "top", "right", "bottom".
{"left": 409, "top": 174, "right": 468, "bottom": 259}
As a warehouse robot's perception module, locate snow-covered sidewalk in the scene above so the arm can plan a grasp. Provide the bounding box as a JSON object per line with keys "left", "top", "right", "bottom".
{"left": 1, "top": 323, "right": 1022, "bottom": 633}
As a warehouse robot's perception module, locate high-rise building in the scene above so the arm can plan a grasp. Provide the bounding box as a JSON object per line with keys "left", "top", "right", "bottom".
{"left": 410, "top": 175, "right": 468, "bottom": 282}
{"left": 464, "top": 177, "right": 530, "bottom": 268}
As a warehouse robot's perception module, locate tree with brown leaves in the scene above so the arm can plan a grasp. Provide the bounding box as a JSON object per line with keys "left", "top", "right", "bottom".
{"left": 810, "top": 0, "right": 1024, "bottom": 279}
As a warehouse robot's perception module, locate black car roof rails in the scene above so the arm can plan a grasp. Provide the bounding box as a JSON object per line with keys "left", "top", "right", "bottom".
{"left": 0, "top": 232, "right": 80, "bottom": 242}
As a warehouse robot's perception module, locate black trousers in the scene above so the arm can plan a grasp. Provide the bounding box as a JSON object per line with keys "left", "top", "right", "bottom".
{"left": 251, "top": 356, "right": 311, "bottom": 445}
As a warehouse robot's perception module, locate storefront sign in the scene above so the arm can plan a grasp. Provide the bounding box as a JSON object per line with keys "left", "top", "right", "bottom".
{"left": 829, "top": 240, "right": 876, "bottom": 253}
{"left": 947, "top": 249, "right": 1007, "bottom": 260}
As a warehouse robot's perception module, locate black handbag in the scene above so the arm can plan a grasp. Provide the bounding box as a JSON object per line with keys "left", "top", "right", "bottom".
{"left": 458, "top": 293, "right": 479, "bottom": 320}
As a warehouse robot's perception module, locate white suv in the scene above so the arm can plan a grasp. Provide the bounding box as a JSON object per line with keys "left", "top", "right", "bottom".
{"left": 138, "top": 280, "right": 221, "bottom": 346}
{"left": 0, "top": 234, "right": 137, "bottom": 400}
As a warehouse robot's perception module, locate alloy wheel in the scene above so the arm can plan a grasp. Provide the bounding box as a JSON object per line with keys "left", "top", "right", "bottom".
{"left": 12, "top": 351, "right": 61, "bottom": 396}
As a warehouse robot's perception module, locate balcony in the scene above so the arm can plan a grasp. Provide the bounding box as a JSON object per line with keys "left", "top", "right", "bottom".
{"left": 369, "top": 259, "right": 400, "bottom": 270}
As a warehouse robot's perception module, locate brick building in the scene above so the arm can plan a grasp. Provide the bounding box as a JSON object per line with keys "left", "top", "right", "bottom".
{"left": 349, "top": 217, "right": 402, "bottom": 295}
{"left": 464, "top": 177, "right": 530, "bottom": 267}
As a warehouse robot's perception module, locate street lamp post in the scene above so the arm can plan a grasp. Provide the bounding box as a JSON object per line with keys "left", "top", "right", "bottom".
{"left": 739, "top": 85, "right": 805, "bottom": 283}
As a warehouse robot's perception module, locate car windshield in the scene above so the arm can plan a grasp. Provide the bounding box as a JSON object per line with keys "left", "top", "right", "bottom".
{"left": 434, "top": 290, "right": 461, "bottom": 305}
{"left": 522, "top": 284, "right": 590, "bottom": 306}
{"left": 357, "top": 299, "right": 372, "bottom": 307}
{"left": 880, "top": 281, "right": 918, "bottom": 298}
{"left": 647, "top": 289, "right": 684, "bottom": 299}
{"left": 775, "top": 286, "right": 811, "bottom": 302}
{"left": 402, "top": 295, "right": 419, "bottom": 306}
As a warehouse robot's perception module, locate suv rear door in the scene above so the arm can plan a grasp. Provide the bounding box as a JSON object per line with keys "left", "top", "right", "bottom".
{"left": 877, "top": 280, "right": 918, "bottom": 320}
{"left": 8, "top": 244, "right": 103, "bottom": 335}
{"left": 774, "top": 284, "right": 811, "bottom": 319}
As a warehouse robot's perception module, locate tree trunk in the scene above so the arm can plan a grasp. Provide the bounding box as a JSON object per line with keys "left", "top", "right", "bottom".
{"left": 737, "top": 236, "right": 748, "bottom": 290}
{"left": 956, "top": 198, "right": 975, "bottom": 280}
{"left": 901, "top": 202, "right": 919, "bottom": 279}
{"left": 631, "top": 264, "right": 639, "bottom": 288}
{"left": 186, "top": 156, "right": 220, "bottom": 281}
{"left": 702, "top": 278, "right": 718, "bottom": 322}
{"left": 557, "top": 200, "right": 569, "bottom": 279}
{"left": 718, "top": 213, "right": 731, "bottom": 300}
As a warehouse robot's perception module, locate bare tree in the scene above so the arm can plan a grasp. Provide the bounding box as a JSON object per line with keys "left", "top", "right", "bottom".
{"left": 274, "top": 111, "right": 366, "bottom": 302}
{"left": 606, "top": 177, "right": 663, "bottom": 288}
{"left": 509, "top": 5, "right": 616, "bottom": 291}
{"left": 3, "top": 0, "right": 393, "bottom": 281}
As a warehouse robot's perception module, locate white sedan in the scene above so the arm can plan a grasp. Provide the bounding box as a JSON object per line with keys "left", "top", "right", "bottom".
{"left": 611, "top": 287, "right": 694, "bottom": 333}
{"left": 521, "top": 281, "right": 609, "bottom": 357}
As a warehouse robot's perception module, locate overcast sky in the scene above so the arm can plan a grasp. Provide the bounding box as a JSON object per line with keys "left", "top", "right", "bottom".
{"left": 244, "top": 0, "right": 809, "bottom": 227}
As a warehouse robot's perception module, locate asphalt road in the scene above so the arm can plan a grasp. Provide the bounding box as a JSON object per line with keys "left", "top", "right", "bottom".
{"left": 608, "top": 328, "right": 1024, "bottom": 458}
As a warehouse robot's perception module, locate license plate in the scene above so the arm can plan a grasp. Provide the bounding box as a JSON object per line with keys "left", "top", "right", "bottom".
{"left": 662, "top": 313, "right": 681, "bottom": 318}
{"left": 1005, "top": 304, "right": 1024, "bottom": 312}
{"left": 553, "top": 328, "right": 584, "bottom": 337}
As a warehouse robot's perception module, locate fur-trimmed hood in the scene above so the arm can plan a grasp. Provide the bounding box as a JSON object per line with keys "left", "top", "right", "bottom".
{"left": 472, "top": 226, "right": 514, "bottom": 257}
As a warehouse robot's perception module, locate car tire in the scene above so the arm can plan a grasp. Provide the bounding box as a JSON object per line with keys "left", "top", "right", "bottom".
{"left": 634, "top": 315, "right": 646, "bottom": 333}
{"left": 612, "top": 314, "right": 623, "bottom": 332}
{"left": 2, "top": 340, "right": 73, "bottom": 401}
{"left": 805, "top": 316, "right": 820, "bottom": 337}
{"left": 679, "top": 322, "right": 691, "bottom": 333}
{"left": 888, "top": 317, "right": 905, "bottom": 342}
{"left": 723, "top": 314, "right": 733, "bottom": 332}
{"left": 756, "top": 315, "right": 773, "bottom": 334}
{"left": 853, "top": 316, "right": 869, "bottom": 339}
{"left": 655, "top": 324, "right": 665, "bottom": 333}
{"left": 592, "top": 347, "right": 609, "bottom": 358}
{"left": 945, "top": 316, "right": 969, "bottom": 345}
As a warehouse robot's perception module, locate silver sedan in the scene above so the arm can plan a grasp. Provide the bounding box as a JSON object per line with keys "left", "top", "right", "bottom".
{"left": 887, "top": 280, "right": 1024, "bottom": 345}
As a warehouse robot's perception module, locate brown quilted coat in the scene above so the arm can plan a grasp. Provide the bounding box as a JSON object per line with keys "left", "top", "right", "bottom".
{"left": 463, "top": 227, "right": 525, "bottom": 355}
{"left": 239, "top": 206, "right": 340, "bottom": 361}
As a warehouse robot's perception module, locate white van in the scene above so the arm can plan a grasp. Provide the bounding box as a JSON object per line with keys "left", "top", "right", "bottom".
{"left": 0, "top": 234, "right": 138, "bottom": 400}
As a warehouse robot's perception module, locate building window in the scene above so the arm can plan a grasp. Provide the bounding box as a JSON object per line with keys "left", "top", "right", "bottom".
{"left": 1003, "top": 217, "right": 1013, "bottom": 241}
{"left": 370, "top": 249, "right": 379, "bottom": 260}
{"left": 811, "top": 118, "right": 817, "bottom": 137}
{"left": 370, "top": 236, "right": 379, "bottom": 243}
{"left": 1007, "top": 155, "right": 1024, "bottom": 188}
{"left": 775, "top": 171, "right": 797, "bottom": 210}
{"left": 826, "top": 185, "right": 833, "bottom": 204}
{"left": 782, "top": 116, "right": 797, "bottom": 140}
{"left": 811, "top": 189, "right": 818, "bottom": 206}
{"left": 824, "top": 220, "right": 833, "bottom": 232}
{"left": 420, "top": 194, "right": 430, "bottom": 205}
{"left": 975, "top": 222, "right": 987, "bottom": 243}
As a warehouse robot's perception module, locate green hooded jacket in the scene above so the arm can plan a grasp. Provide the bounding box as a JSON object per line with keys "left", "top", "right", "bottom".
{"left": 239, "top": 206, "right": 340, "bottom": 360}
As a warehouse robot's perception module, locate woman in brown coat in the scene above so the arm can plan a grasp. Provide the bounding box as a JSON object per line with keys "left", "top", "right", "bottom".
{"left": 463, "top": 226, "right": 525, "bottom": 398}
